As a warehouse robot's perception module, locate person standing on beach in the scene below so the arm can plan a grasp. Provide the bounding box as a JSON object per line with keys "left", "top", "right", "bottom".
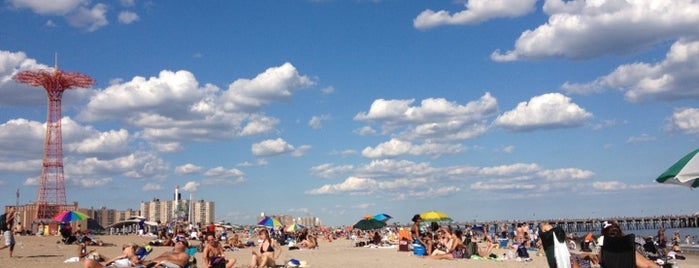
{"left": 0, "top": 207, "right": 16, "bottom": 257}
{"left": 539, "top": 221, "right": 571, "bottom": 268}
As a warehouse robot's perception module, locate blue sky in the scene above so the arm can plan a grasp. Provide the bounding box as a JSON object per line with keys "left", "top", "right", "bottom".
{"left": 1, "top": 0, "right": 698, "bottom": 226}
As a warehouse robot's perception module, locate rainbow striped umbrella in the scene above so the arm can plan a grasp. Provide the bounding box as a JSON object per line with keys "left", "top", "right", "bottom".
{"left": 285, "top": 223, "right": 306, "bottom": 232}
{"left": 257, "top": 216, "right": 282, "bottom": 227}
{"left": 53, "top": 210, "right": 89, "bottom": 222}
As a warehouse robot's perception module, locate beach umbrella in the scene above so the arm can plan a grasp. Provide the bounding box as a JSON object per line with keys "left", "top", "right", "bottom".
{"left": 419, "top": 210, "right": 452, "bottom": 222}
{"left": 285, "top": 223, "right": 305, "bottom": 232}
{"left": 656, "top": 148, "right": 699, "bottom": 188}
{"left": 53, "top": 210, "right": 89, "bottom": 222}
{"left": 257, "top": 216, "right": 282, "bottom": 227}
{"left": 353, "top": 218, "right": 387, "bottom": 230}
{"left": 373, "top": 213, "right": 392, "bottom": 222}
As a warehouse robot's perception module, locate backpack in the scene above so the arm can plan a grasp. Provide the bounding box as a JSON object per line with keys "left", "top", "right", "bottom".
{"left": 0, "top": 213, "right": 7, "bottom": 231}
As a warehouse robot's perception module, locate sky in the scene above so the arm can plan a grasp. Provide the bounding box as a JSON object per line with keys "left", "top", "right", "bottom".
{"left": 1, "top": 0, "right": 698, "bottom": 227}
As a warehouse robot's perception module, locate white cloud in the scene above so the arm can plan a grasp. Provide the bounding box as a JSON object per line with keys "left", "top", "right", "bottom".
{"left": 142, "top": 183, "right": 162, "bottom": 191}
{"left": 220, "top": 62, "right": 315, "bottom": 111}
{"left": 309, "top": 114, "right": 331, "bottom": 129}
{"left": 310, "top": 163, "right": 355, "bottom": 179}
{"left": 414, "top": 0, "right": 537, "bottom": 30}
{"left": 66, "top": 3, "right": 109, "bottom": 32}
{"left": 361, "top": 139, "right": 463, "bottom": 158}
{"left": 204, "top": 166, "right": 244, "bottom": 178}
{"left": 492, "top": 0, "right": 699, "bottom": 61}
{"left": 626, "top": 134, "right": 656, "bottom": 144}
{"left": 175, "top": 163, "right": 203, "bottom": 175}
{"left": 67, "top": 151, "right": 169, "bottom": 180}
{"left": 537, "top": 168, "right": 594, "bottom": 181}
{"left": 562, "top": 40, "right": 699, "bottom": 102}
{"left": 78, "top": 63, "right": 309, "bottom": 147}
{"left": 7, "top": 0, "right": 87, "bottom": 15}
{"left": 251, "top": 138, "right": 295, "bottom": 156}
{"left": 355, "top": 93, "right": 498, "bottom": 142}
{"left": 118, "top": 11, "right": 140, "bottom": 24}
{"left": 354, "top": 126, "right": 376, "bottom": 136}
{"left": 493, "top": 93, "right": 592, "bottom": 131}
{"left": 668, "top": 107, "right": 699, "bottom": 134}
{"left": 182, "top": 181, "right": 200, "bottom": 192}
{"left": 306, "top": 176, "right": 379, "bottom": 195}
{"left": 72, "top": 177, "right": 113, "bottom": 188}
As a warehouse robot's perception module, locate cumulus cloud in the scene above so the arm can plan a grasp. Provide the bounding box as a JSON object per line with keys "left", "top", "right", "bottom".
{"left": 251, "top": 138, "right": 295, "bottom": 156}
{"left": 414, "top": 0, "right": 537, "bottom": 30}
{"left": 306, "top": 159, "right": 595, "bottom": 199}
{"left": 562, "top": 40, "right": 699, "bottom": 102}
{"left": 667, "top": 107, "right": 699, "bottom": 134}
{"left": 220, "top": 62, "right": 315, "bottom": 111}
{"left": 201, "top": 167, "right": 245, "bottom": 185}
{"left": 492, "top": 0, "right": 699, "bottom": 61}
{"left": 493, "top": 93, "right": 592, "bottom": 131}
{"left": 7, "top": 0, "right": 87, "bottom": 15}
{"left": 355, "top": 93, "right": 498, "bottom": 143}
{"left": 79, "top": 63, "right": 311, "bottom": 147}
{"left": 309, "top": 114, "right": 331, "bottom": 129}
{"left": 142, "top": 182, "right": 162, "bottom": 191}
{"left": 65, "top": 3, "right": 109, "bottom": 32}
{"left": 182, "top": 181, "right": 200, "bottom": 192}
{"left": 118, "top": 11, "right": 139, "bottom": 24}
{"left": 0, "top": 51, "right": 95, "bottom": 107}
{"left": 310, "top": 163, "right": 355, "bottom": 179}
{"left": 175, "top": 163, "right": 203, "bottom": 175}
{"left": 361, "top": 139, "right": 463, "bottom": 158}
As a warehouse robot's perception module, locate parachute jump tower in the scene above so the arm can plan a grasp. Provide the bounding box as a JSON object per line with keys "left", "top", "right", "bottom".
{"left": 14, "top": 60, "right": 94, "bottom": 220}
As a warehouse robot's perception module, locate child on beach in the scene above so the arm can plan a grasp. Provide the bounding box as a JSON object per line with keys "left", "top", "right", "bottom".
{"left": 0, "top": 207, "right": 16, "bottom": 257}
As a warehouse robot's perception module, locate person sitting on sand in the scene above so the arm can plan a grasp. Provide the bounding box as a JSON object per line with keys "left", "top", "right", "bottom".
{"left": 203, "top": 234, "right": 236, "bottom": 268}
{"left": 249, "top": 228, "right": 281, "bottom": 268}
{"left": 225, "top": 233, "right": 246, "bottom": 250}
{"left": 83, "top": 243, "right": 140, "bottom": 268}
{"left": 142, "top": 238, "right": 190, "bottom": 268}
{"left": 296, "top": 234, "right": 317, "bottom": 249}
{"left": 425, "top": 228, "right": 465, "bottom": 260}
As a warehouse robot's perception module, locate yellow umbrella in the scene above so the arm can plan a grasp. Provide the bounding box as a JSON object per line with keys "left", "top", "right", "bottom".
{"left": 419, "top": 210, "right": 452, "bottom": 222}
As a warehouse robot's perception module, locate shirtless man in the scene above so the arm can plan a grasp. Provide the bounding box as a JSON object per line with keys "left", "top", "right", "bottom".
{"left": 143, "top": 239, "right": 190, "bottom": 268}
{"left": 203, "top": 234, "right": 235, "bottom": 268}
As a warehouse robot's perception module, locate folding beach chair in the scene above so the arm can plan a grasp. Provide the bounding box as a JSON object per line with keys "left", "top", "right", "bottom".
{"left": 600, "top": 234, "right": 636, "bottom": 268}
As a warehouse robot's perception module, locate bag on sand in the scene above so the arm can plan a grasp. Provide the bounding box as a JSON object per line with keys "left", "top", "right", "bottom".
{"left": 553, "top": 232, "right": 571, "bottom": 268}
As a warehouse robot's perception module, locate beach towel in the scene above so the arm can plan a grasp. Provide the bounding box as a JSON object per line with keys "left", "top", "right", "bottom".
{"left": 553, "top": 232, "right": 571, "bottom": 268}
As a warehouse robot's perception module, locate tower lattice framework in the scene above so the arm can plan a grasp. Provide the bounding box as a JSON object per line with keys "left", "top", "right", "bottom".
{"left": 14, "top": 67, "right": 94, "bottom": 220}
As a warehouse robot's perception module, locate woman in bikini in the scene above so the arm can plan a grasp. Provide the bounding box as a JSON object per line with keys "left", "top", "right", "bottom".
{"left": 249, "top": 229, "right": 280, "bottom": 268}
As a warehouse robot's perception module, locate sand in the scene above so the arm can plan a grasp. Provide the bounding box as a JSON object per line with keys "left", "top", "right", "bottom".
{"left": 0, "top": 234, "right": 695, "bottom": 268}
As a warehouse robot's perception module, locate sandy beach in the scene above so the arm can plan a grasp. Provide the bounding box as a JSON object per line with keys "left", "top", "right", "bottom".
{"left": 0, "top": 234, "right": 696, "bottom": 268}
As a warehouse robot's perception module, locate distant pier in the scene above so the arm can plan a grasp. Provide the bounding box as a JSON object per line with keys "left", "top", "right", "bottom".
{"left": 470, "top": 215, "right": 699, "bottom": 234}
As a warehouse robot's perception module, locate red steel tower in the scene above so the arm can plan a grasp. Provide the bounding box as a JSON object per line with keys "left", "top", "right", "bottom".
{"left": 14, "top": 65, "right": 94, "bottom": 220}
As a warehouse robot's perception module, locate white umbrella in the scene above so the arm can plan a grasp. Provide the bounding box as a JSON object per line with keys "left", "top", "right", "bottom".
{"left": 656, "top": 148, "right": 699, "bottom": 188}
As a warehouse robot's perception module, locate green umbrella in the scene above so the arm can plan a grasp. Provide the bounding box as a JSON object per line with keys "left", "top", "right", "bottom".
{"left": 353, "top": 219, "right": 387, "bottom": 230}
{"left": 656, "top": 148, "right": 699, "bottom": 188}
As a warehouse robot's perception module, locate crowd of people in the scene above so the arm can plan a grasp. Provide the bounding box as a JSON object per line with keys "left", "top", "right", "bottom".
{"left": 1, "top": 205, "right": 696, "bottom": 268}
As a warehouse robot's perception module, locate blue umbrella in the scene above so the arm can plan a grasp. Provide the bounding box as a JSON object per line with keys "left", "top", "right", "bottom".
{"left": 373, "top": 213, "right": 392, "bottom": 222}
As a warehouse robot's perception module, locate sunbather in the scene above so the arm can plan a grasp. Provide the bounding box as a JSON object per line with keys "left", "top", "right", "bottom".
{"left": 203, "top": 234, "right": 236, "bottom": 268}
{"left": 249, "top": 228, "right": 281, "bottom": 268}
{"left": 142, "top": 238, "right": 190, "bottom": 268}
{"left": 83, "top": 243, "right": 140, "bottom": 268}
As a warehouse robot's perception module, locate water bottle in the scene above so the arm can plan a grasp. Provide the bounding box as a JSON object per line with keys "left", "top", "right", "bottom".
{"left": 507, "top": 250, "right": 514, "bottom": 260}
